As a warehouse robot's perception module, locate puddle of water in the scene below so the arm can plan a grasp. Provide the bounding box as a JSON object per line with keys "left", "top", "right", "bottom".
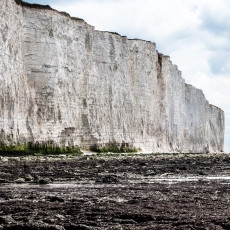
{"left": 2, "top": 182, "right": 127, "bottom": 189}
{"left": 147, "top": 176, "right": 230, "bottom": 184}
{"left": 149, "top": 177, "right": 199, "bottom": 182}
{"left": 206, "top": 176, "right": 230, "bottom": 180}
{"left": 2, "top": 176, "right": 230, "bottom": 188}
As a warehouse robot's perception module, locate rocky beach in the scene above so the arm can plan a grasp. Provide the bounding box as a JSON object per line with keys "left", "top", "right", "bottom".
{"left": 1, "top": 153, "right": 230, "bottom": 229}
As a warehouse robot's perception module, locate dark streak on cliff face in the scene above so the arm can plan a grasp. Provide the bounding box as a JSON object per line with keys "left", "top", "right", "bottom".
{"left": 157, "top": 52, "right": 163, "bottom": 80}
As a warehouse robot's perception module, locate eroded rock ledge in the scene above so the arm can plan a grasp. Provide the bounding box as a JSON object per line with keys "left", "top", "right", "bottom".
{"left": 0, "top": 0, "right": 225, "bottom": 153}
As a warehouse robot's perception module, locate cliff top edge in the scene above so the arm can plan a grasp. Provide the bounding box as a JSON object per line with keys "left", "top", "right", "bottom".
{"left": 14, "top": 0, "right": 158, "bottom": 45}
{"left": 14, "top": 0, "right": 85, "bottom": 22}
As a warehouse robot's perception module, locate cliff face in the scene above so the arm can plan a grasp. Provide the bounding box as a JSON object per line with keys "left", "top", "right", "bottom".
{"left": 0, "top": 0, "right": 225, "bottom": 153}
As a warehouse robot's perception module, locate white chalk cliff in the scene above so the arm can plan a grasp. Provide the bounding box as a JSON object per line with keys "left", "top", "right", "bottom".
{"left": 0, "top": 0, "right": 225, "bottom": 153}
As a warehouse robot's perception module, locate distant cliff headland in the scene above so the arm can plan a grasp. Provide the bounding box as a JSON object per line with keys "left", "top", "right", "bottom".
{"left": 0, "top": 0, "right": 225, "bottom": 153}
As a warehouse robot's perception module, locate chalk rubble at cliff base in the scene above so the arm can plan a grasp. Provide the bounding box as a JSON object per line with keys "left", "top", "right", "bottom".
{"left": 0, "top": 0, "right": 225, "bottom": 153}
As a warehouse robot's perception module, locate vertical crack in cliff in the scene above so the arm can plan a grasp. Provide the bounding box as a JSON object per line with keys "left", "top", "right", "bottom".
{"left": 157, "top": 52, "right": 163, "bottom": 81}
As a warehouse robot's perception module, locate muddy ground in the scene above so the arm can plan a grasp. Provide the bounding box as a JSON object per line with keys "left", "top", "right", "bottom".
{"left": 1, "top": 153, "right": 230, "bottom": 229}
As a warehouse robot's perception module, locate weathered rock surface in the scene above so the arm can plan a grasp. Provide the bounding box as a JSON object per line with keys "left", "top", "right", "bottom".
{"left": 1, "top": 154, "right": 230, "bottom": 229}
{"left": 0, "top": 0, "right": 225, "bottom": 153}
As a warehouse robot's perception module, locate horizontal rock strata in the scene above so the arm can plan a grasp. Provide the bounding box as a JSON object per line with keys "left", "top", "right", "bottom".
{"left": 0, "top": 0, "right": 225, "bottom": 153}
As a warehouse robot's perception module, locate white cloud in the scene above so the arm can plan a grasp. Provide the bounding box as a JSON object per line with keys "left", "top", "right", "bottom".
{"left": 28, "top": 0, "right": 230, "bottom": 152}
{"left": 199, "top": 0, "right": 230, "bottom": 36}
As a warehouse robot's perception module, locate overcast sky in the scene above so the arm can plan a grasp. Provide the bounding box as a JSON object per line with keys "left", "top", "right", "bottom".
{"left": 26, "top": 0, "right": 230, "bottom": 152}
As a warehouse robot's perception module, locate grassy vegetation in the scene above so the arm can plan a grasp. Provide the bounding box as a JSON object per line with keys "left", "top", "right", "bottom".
{"left": 0, "top": 142, "right": 83, "bottom": 156}
{"left": 71, "top": 16, "right": 84, "bottom": 21}
{"left": 90, "top": 143, "right": 139, "bottom": 154}
{"left": 15, "top": 0, "right": 52, "bottom": 10}
{"left": 103, "top": 31, "right": 121, "bottom": 36}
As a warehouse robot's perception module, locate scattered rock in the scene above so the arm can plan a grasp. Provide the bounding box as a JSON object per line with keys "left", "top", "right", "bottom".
{"left": 100, "top": 175, "right": 120, "bottom": 183}
{"left": 43, "top": 218, "right": 56, "bottom": 224}
{"left": 0, "top": 215, "right": 15, "bottom": 225}
{"left": 25, "top": 174, "right": 34, "bottom": 182}
{"left": 144, "top": 170, "right": 156, "bottom": 176}
{"left": 56, "top": 214, "right": 65, "bottom": 221}
{"left": 2, "top": 225, "right": 64, "bottom": 230}
{"left": 118, "top": 213, "right": 154, "bottom": 223}
{"left": 36, "top": 177, "right": 51, "bottom": 185}
{"left": 64, "top": 224, "right": 93, "bottom": 230}
{"left": 0, "top": 179, "right": 7, "bottom": 184}
{"left": 14, "top": 178, "right": 25, "bottom": 184}
{"left": 1, "top": 154, "right": 230, "bottom": 229}
{"left": 198, "top": 171, "right": 207, "bottom": 176}
{"left": 46, "top": 196, "right": 64, "bottom": 203}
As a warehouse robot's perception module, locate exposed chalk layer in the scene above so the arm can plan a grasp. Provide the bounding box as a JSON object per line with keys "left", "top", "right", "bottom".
{"left": 0, "top": 0, "right": 225, "bottom": 153}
